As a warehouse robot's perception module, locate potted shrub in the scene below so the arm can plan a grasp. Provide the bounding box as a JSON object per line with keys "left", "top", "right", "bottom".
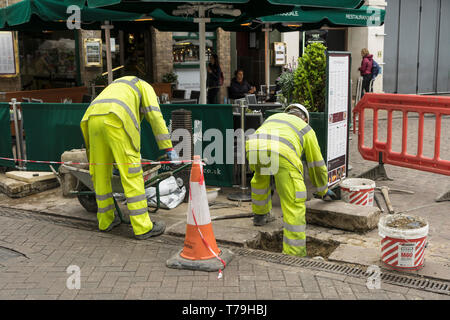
{"left": 162, "top": 71, "right": 178, "bottom": 91}
{"left": 276, "top": 63, "right": 296, "bottom": 107}
{"left": 292, "top": 42, "right": 327, "bottom": 112}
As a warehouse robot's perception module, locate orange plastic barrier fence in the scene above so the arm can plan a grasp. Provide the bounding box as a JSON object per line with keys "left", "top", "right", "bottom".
{"left": 353, "top": 93, "right": 450, "bottom": 176}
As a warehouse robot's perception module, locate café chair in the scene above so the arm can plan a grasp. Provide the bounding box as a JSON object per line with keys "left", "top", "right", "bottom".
{"left": 190, "top": 90, "right": 200, "bottom": 103}
{"left": 172, "top": 89, "right": 186, "bottom": 99}
{"left": 245, "top": 94, "right": 257, "bottom": 105}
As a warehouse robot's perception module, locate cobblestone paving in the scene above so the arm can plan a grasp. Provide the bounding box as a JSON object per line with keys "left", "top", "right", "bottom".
{"left": 0, "top": 209, "right": 448, "bottom": 300}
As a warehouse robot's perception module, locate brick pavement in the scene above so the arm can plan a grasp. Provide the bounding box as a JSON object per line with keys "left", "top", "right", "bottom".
{"left": 0, "top": 208, "right": 448, "bottom": 301}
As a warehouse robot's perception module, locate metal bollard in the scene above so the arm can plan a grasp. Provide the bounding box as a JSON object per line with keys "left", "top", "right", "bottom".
{"left": 10, "top": 98, "right": 25, "bottom": 170}
{"left": 227, "top": 99, "right": 251, "bottom": 202}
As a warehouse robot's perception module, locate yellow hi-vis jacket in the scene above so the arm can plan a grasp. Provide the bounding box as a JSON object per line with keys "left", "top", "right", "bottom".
{"left": 246, "top": 112, "right": 328, "bottom": 196}
{"left": 80, "top": 76, "right": 172, "bottom": 153}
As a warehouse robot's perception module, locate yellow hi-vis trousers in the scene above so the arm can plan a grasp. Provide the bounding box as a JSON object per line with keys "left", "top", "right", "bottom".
{"left": 87, "top": 113, "right": 153, "bottom": 235}
{"left": 249, "top": 152, "right": 307, "bottom": 257}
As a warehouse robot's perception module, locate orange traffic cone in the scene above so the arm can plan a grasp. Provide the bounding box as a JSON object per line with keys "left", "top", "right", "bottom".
{"left": 166, "top": 155, "right": 233, "bottom": 273}
{"left": 181, "top": 155, "right": 220, "bottom": 260}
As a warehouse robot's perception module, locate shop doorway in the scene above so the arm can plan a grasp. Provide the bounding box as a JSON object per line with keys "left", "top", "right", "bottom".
{"left": 326, "top": 29, "right": 347, "bottom": 51}
{"left": 110, "top": 28, "right": 153, "bottom": 83}
{"left": 235, "top": 31, "right": 265, "bottom": 88}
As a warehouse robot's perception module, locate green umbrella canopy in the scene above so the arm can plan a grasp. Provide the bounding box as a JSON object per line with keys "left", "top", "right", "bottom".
{"left": 260, "top": 5, "right": 385, "bottom": 27}
{"left": 63, "top": 0, "right": 366, "bottom": 20}
{"left": 65, "top": 0, "right": 289, "bottom": 21}
{"left": 66, "top": 0, "right": 364, "bottom": 9}
{"left": 0, "top": 0, "right": 238, "bottom": 31}
{"left": 0, "top": 0, "right": 145, "bottom": 30}
{"left": 0, "top": 0, "right": 366, "bottom": 31}
{"left": 266, "top": 0, "right": 364, "bottom": 8}
{"left": 222, "top": 5, "right": 385, "bottom": 32}
{"left": 60, "top": 0, "right": 366, "bottom": 32}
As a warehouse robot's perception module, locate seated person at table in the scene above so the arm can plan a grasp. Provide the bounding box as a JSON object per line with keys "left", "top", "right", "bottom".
{"left": 229, "top": 69, "right": 256, "bottom": 100}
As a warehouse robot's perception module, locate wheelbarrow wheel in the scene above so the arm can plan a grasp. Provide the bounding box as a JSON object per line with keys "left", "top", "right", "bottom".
{"left": 77, "top": 185, "right": 98, "bottom": 213}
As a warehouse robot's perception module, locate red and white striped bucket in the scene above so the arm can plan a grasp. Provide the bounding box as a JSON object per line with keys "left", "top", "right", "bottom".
{"left": 340, "top": 178, "right": 375, "bottom": 207}
{"left": 378, "top": 214, "right": 429, "bottom": 271}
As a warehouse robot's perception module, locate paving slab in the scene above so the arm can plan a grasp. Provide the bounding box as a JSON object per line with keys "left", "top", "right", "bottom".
{"left": 0, "top": 173, "right": 59, "bottom": 198}
{"left": 306, "top": 199, "right": 381, "bottom": 232}
{"left": 328, "top": 244, "right": 380, "bottom": 266}
{"left": 6, "top": 171, "right": 57, "bottom": 183}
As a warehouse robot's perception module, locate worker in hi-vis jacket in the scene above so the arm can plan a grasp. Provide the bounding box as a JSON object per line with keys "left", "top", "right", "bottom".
{"left": 246, "top": 104, "right": 336, "bottom": 257}
{"left": 80, "top": 76, "right": 178, "bottom": 239}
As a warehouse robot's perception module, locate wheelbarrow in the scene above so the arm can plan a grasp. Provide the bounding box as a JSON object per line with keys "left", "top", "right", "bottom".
{"left": 59, "top": 158, "right": 191, "bottom": 224}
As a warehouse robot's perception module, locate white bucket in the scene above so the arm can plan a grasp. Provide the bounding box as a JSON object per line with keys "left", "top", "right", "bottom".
{"left": 206, "top": 187, "right": 221, "bottom": 203}
{"left": 378, "top": 214, "right": 429, "bottom": 271}
{"left": 340, "top": 178, "right": 375, "bottom": 207}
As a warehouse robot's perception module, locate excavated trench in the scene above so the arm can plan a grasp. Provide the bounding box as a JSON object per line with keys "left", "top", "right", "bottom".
{"left": 246, "top": 229, "right": 340, "bottom": 259}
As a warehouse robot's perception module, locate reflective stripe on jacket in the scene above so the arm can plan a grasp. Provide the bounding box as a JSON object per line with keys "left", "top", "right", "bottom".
{"left": 80, "top": 76, "right": 172, "bottom": 153}
{"left": 246, "top": 112, "right": 328, "bottom": 196}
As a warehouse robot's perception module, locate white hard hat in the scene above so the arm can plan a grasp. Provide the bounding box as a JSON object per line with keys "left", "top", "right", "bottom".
{"left": 285, "top": 104, "right": 309, "bottom": 123}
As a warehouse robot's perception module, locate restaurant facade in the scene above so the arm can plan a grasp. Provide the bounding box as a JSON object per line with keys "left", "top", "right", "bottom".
{"left": 1, "top": 0, "right": 392, "bottom": 102}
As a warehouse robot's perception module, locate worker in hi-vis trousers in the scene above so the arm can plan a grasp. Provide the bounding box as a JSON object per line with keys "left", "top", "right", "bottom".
{"left": 80, "top": 76, "right": 178, "bottom": 240}
{"left": 246, "top": 104, "right": 336, "bottom": 257}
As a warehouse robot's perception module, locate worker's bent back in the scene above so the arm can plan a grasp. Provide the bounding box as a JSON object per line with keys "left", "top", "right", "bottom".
{"left": 80, "top": 76, "right": 172, "bottom": 154}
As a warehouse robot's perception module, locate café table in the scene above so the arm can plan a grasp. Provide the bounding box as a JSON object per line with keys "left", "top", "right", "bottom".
{"left": 167, "top": 99, "right": 198, "bottom": 104}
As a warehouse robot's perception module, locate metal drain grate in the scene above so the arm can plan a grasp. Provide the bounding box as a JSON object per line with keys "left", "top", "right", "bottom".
{"left": 232, "top": 247, "right": 450, "bottom": 296}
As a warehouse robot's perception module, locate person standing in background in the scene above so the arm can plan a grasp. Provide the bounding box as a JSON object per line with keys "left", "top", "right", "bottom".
{"left": 207, "top": 53, "right": 222, "bottom": 104}
{"left": 358, "top": 48, "right": 373, "bottom": 97}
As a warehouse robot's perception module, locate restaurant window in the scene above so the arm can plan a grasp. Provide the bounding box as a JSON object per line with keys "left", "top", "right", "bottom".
{"left": 300, "top": 29, "right": 347, "bottom": 55}
{"left": 172, "top": 32, "right": 216, "bottom": 98}
{"left": 19, "top": 30, "right": 78, "bottom": 90}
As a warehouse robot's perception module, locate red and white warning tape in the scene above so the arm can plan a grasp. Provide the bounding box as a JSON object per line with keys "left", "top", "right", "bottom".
{"left": 0, "top": 156, "right": 196, "bottom": 166}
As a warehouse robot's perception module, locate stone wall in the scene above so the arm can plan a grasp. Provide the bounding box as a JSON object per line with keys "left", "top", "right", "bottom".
{"left": 151, "top": 28, "right": 173, "bottom": 83}
{"left": 149, "top": 28, "right": 231, "bottom": 103}
{"left": 216, "top": 28, "right": 231, "bottom": 104}
{"left": 78, "top": 30, "right": 103, "bottom": 89}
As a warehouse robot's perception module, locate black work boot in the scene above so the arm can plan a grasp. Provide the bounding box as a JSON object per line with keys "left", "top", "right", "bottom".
{"left": 135, "top": 221, "right": 166, "bottom": 240}
{"left": 253, "top": 212, "right": 275, "bottom": 226}
{"left": 100, "top": 213, "right": 121, "bottom": 232}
